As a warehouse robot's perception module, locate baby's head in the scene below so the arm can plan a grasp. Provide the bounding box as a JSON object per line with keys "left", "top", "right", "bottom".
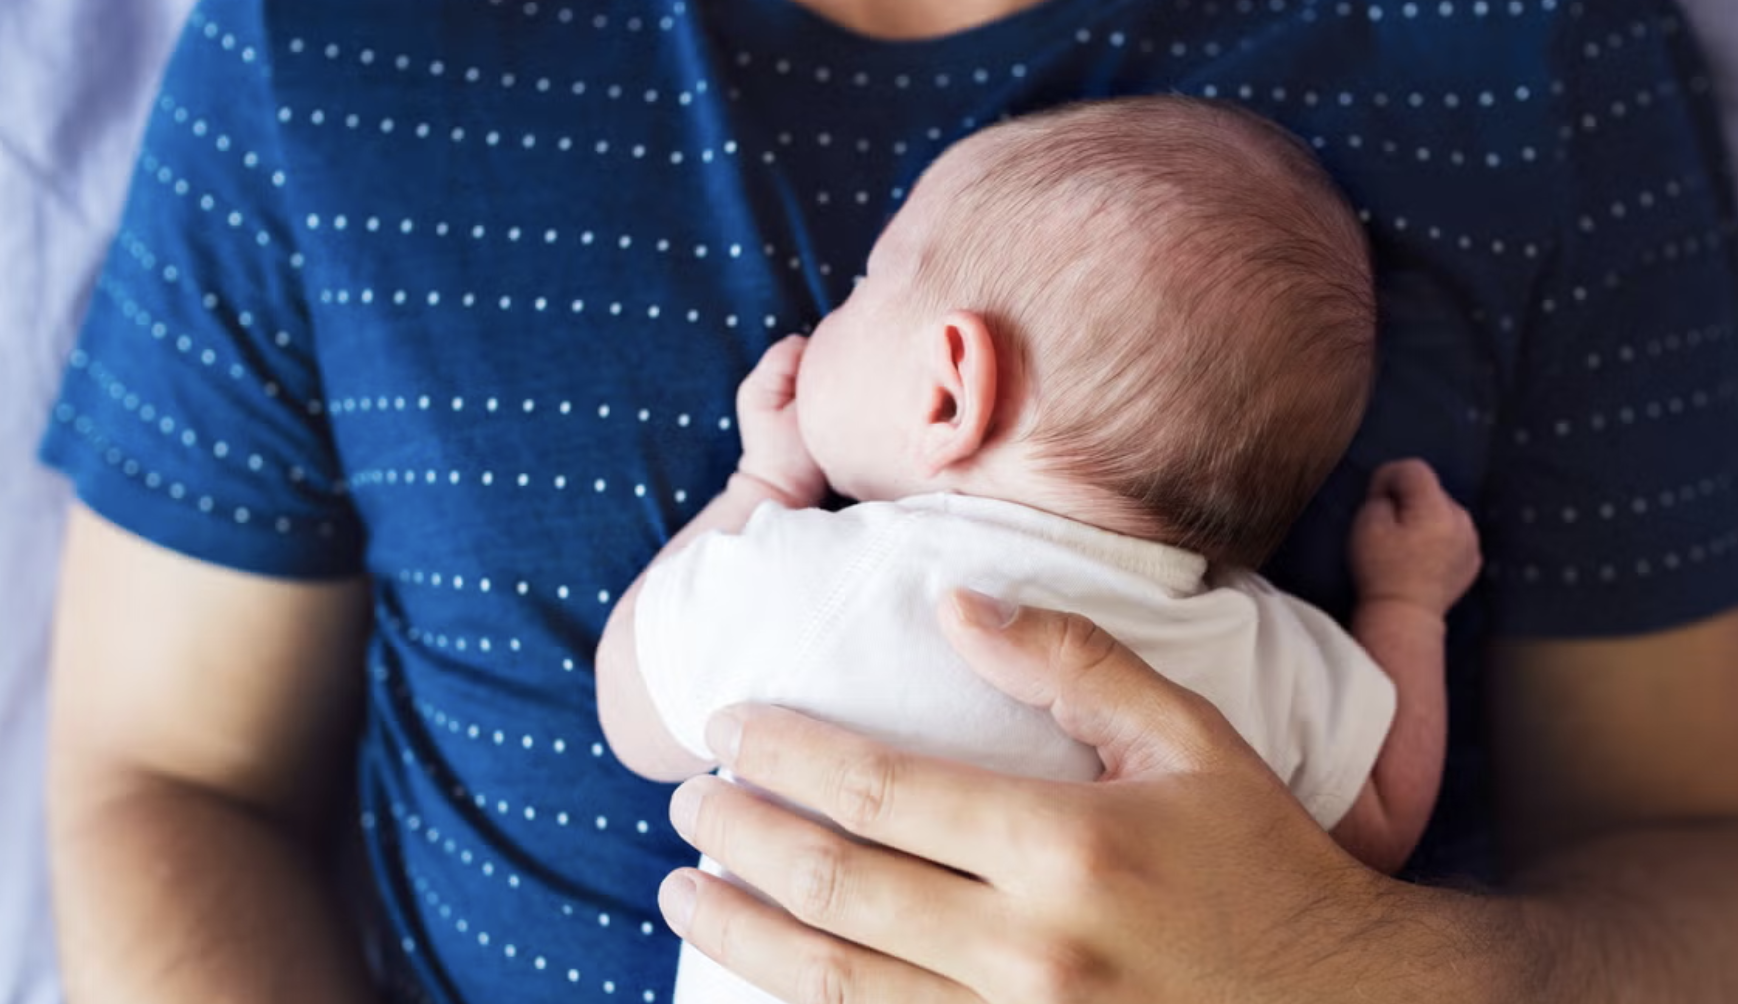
{"left": 796, "top": 95, "right": 1375, "bottom": 567}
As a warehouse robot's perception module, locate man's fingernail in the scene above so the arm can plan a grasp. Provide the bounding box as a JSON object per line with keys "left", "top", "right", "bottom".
{"left": 669, "top": 782, "right": 703, "bottom": 839}
{"left": 953, "top": 588, "right": 1019, "bottom": 630}
{"left": 660, "top": 873, "right": 698, "bottom": 934}
{"left": 705, "top": 709, "right": 744, "bottom": 765}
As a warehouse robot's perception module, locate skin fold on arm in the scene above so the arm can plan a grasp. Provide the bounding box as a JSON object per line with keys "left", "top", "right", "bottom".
{"left": 47, "top": 505, "right": 380, "bottom": 1004}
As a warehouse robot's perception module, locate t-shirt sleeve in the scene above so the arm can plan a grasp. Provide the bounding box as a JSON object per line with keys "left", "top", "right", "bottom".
{"left": 634, "top": 502, "right": 890, "bottom": 761}
{"left": 1482, "top": 4, "right": 1738, "bottom": 637}
{"left": 1237, "top": 573, "right": 1397, "bottom": 829}
{"left": 36, "top": 0, "right": 363, "bottom": 579}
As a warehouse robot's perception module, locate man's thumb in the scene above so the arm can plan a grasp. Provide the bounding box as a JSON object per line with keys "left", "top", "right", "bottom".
{"left": 939, "top": 588, "right": 1216, "bottom": 779}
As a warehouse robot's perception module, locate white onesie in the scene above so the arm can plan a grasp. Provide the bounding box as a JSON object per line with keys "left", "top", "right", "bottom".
{"left": 636, "top": 492, "right": 1396, "bottom": 1004}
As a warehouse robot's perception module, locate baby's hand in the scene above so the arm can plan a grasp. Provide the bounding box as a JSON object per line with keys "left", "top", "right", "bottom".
{"left": 1349, "top": 459, "right": 1482, "bottom": 617}
{"left": 735, "top": 335, "right": 827, "bottom": 506}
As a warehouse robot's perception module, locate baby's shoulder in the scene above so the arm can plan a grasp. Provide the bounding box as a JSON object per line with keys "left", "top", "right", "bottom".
{"left": 718, "top": 498, "right": 936, "bottom": 581}
{"left": 1197, "top": 566, "right": 1371, "bottom": 668}
{"left": 738, "top": 497, "right": 924, "bottom": 547}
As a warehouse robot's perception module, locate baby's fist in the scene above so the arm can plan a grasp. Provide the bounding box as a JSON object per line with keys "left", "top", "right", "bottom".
{"left": 736, "top": 335, "right": 827, "bottom": 506}
{"left": 1349, "top": 459, "right": 1482, "bottom": 616}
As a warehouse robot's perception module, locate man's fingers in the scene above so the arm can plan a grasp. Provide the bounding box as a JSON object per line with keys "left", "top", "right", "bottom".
{"left": 662, "top": 865, "right": 982, "bottom": 1004}
{"left": 669, "top": 773, "right": 1003, "bottom": 986}
{"left": 938, "top": 590, "right": 1235, "bottom": 781}
{"left": 706, "top": 704, "right": 1046, "bottom": 877}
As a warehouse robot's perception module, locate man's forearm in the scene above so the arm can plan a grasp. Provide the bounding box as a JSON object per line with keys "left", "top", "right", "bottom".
{"left": 53, "top": 772, "right": 378, "bottom": 1004}
{"left": 1511, "top": 821, "right": 1738, "bottom": 1001}
{"left": 1300, "top": 822, "right": 1738, "bottom": 1002}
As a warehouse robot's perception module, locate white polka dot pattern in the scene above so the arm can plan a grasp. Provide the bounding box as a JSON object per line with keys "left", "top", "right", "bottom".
{"left": 38, "top": 0, "right": 1738, "bottom": 999}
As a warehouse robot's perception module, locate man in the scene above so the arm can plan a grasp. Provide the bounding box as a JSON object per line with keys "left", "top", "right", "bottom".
{"left": 42, "top": 0, "right": 1738, "bottom": 1001}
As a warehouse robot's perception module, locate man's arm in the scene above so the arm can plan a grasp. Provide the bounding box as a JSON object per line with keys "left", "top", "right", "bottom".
{"left": 1488, "top": 608, "right": 1738, "bottom": 1000}
{"left": 647, "top": 596, "right": 1738, "bottom": 1004}
{"left": 47, "top": 506, "right": 378, "bottom": 1003}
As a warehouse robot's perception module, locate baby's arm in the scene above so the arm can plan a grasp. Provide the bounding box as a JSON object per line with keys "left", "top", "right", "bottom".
{"left": 595, "top": 336, "right": 828, "bottom": 782}
{"left": 1330, "top": 459, "right": 1481, "bottom": 874}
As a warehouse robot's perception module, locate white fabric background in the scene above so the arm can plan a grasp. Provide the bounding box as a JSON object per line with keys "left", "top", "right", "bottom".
{"left": 0, "top": 2, "right": 1733, "bottom": 1002}
{"left": 0, "top": 1, "right": 193, "bottom": 1001}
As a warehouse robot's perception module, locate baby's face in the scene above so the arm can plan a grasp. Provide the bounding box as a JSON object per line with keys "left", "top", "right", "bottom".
{"left": 795, "top": 140, "right": 982, "bottom": 501}
{"left": 795, "top": 220, "right": 923, "bottom": 502}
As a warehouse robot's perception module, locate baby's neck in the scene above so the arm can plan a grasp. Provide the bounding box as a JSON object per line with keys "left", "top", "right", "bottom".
{"left": 928, "top": 463, "right": 1173, "bottom": 544}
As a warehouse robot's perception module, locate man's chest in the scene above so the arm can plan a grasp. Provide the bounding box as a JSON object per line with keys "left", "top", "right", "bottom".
{"left": 266, "top": 0, "right": 1531, "bottom": 615}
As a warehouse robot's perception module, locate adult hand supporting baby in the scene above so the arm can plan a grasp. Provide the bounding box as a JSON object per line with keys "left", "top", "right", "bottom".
{"left": 658, "top": 590, "right": 1526, "bottom": 1003}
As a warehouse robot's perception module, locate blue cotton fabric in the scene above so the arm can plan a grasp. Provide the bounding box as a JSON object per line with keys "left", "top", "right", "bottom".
{"left": 39, "top": 1, "right": 1738, "bottom": 1001}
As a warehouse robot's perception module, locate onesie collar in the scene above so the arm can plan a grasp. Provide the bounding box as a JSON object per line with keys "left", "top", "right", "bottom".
{"left": 896, "top": 492, "right": 1210, "bottom": 597}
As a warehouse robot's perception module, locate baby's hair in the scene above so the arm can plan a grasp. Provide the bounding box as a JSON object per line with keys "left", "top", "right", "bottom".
{"left": 909, "top": 95, "right": 1376, "bottom": 567}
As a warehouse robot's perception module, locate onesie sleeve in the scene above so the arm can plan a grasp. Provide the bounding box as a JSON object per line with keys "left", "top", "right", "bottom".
{"left": 37, "top": 0, "right": 363, "bottom": 578}
{"left": 1481, "top": 3, "right": 1738, "bottom": 637}
{"left": 1239, "top": 574, "right": 1397, "bottom": 829}
{"left": 635, "top": 502, "right": 893, "bottom": 761}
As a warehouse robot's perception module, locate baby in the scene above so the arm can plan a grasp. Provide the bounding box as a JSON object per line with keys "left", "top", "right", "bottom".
{"left": 596, "top": 95, "right": 1480, "bottom": 1002}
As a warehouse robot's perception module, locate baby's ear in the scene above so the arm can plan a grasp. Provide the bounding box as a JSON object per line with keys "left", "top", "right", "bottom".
{"left": 917, "top": 309, "right": 999, "bottom": 475}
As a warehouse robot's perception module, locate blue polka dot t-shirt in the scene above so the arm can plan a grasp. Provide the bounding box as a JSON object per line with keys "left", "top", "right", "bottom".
{"left": 40, "top": 1, "right": 1738, "bottom": 1002}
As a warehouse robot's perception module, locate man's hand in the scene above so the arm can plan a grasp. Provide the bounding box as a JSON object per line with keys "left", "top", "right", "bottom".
{"left": 736, "top": 335, "right": 828, "bottom": 507}
{"left": 1349, "top": 458, "right": 1480, "bottom": 616}
{"left": 655, "top": 591, "right": 1524, "bottom": 1004}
